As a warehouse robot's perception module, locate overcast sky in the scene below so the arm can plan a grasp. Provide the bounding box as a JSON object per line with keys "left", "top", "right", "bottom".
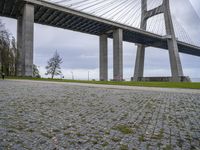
{"left": 0, "top": 0, "right": 199, "bottom": 80}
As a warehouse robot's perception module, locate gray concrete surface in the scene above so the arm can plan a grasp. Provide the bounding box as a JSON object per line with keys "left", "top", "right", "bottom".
{"left": 133, "top": 0, "right": 147, "bottom": 81}
{"left": 99, "top": 34, "right": 108, "bottom": 81}
{"left": 113, "top": 29, "right": 123, "bottom": 81}
{"left": 163, "top": 0, "right": 184, "bottom": 81}
{"left": 133, "top": 44, "right": 146, "bottom": 81}
{"left": 17, "top": 3, "right": 34, "bottom": 76}
{"left": 0, "top": 80, "right": 200, "bottom": 150}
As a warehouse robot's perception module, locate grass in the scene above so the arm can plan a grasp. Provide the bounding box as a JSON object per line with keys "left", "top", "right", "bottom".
{"left": 6, "top": 76, "right": 200, "bottom": 89}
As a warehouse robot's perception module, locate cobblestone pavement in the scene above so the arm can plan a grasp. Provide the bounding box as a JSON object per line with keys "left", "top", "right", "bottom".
{"left": 0, "top": 80, "right": 200, "bottom": 150}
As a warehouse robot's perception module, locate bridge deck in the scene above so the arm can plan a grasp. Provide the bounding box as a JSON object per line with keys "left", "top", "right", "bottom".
{"left": 0, "top": 0, "right": 200, "bottom": 56}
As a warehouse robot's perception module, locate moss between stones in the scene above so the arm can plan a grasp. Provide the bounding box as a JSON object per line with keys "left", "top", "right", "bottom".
{"left": 111, "top": 137, "right": 121, "bottom": 142}
{"left": 163, "top": 144, "right": 172, "bottom": 150}
{"left": 102, "top": 142, "right": 109, "bottom": 147}
{"left": 120, "top": 144, "right": 128, "bottom": 150}
{"left": 138, "top": 134, "right": 145, "bottom": 142}
{"left": 152, "top": 128, "right": 164, "bottom": 140}
{"left": 112, "top": 124, "right": 133, "bottom": 134}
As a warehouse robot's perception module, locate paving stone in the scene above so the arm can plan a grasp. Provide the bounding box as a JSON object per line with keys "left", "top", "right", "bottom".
{"left": 0, "top": 80, "right": 199, "bottom": 149}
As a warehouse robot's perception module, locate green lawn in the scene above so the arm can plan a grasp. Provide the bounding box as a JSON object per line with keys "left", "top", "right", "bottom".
{"left": 6, "top": 76, "right": 200, "bottom": 89}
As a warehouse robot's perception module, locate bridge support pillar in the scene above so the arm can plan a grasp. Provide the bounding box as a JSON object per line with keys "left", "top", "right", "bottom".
{"left": 99, "top": 34, "right": 108, "bottom": 81}
{"left": 113, "top": 29, "right": 123, "bottom": 81}
{"left": 133, "top": 0, "right": 147, "bottom": 81}
{"left": 17, "top": 17, "right": 23, "bottom": 76}
{"left": 17, "top": 3, "right": 34, "bottom": 77}
{"left": 163, "top": 0, "right": 184, "bottom": 81}
{"left": 133, "top": 45, "right": 145, "bottom": 81}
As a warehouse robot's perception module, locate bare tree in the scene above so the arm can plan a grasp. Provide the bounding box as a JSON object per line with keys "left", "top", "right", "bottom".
{"left": 45, "top": 51, "right": 63, "bottom": 79}
{"left": 9, "top": 37, "right": 18, "bottom": 76}
{"left": 33, "top": 64, "right": 41, "bottom": 78}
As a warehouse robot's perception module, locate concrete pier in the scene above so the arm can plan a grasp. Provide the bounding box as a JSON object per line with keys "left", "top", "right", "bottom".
{"left": 133, "top": 44, "right": 145, "bottom": 81}
{"left": 17, "top": 3, "right": 34, "bottom": 76}
{"left": 99, "top": 34, "right": 108, "bottom": 81}
{"left": 17, "top": 17, "right": 23, "bottom": 76}
{"left": 163, "top": 0, "right": 184, "bottom": 81}
{"left": 133, "top": 0, "right": 147, "bottom": 81}
{"left": 113, "top": 29, "right": 123, "bottom": 81}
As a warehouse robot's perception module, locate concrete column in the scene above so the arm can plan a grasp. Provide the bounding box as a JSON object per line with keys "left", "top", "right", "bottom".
{"left": 163, "top": 0, "right": 184, "bottom": 81}
{"left": 17, "top": 3, "right": 34, "bottom": 76}
{"left": 17, "top": 16, "right": 24, "bottom": 76}
{"left": 113, "top": 28, "right": 123, "bottom": 81}
{"left": 99, "top": 34, "right": 108, "bottom": 81}
{"left": 133, "top": 0, "right": 147, "bottom": 81}
{"left": 133, "top": 45, "right": 145, "bottom": 81}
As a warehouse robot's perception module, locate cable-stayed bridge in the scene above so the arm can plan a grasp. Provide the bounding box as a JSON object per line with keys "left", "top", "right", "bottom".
{"left": 0, "top": 0, "right": 199, "bottom": 81}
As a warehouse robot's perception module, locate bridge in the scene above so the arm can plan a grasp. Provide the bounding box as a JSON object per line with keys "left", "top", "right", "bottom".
{"left": 0, "top": 0, "right": 199, "bottom": 81}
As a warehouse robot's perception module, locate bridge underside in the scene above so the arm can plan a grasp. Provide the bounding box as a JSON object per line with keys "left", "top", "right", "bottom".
{"left": 0, "top": 0, "right": 199, "bottom": 56}
{"left": 0, "top": 0, "right": 199, "bottom": 81}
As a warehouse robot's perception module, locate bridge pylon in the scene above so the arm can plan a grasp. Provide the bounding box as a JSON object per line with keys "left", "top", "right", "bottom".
{"left": 133, "top": 0, "right": 187, "bottom": 82}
